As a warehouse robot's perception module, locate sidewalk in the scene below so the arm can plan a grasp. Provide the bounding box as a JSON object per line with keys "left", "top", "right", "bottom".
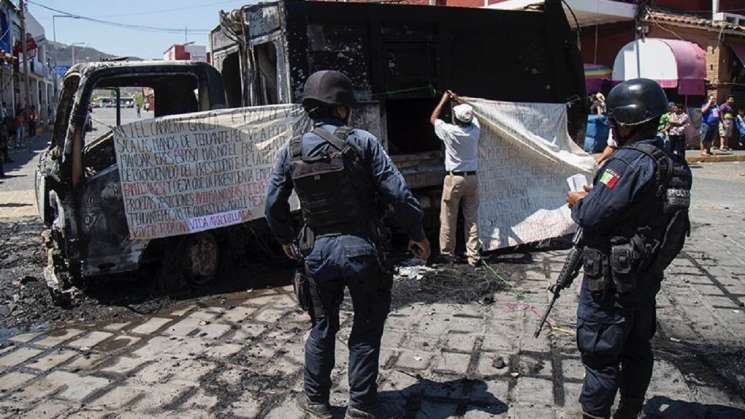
{"left": 686, "top": 149, "right": 745, "bottom": 164}
{"left": 0, "top": 134, "right": 50, "bottom": 219}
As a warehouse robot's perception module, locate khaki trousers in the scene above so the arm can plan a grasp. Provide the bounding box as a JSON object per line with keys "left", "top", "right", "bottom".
{"left": 439, "top": 174, "right": 480, "bottom": 263}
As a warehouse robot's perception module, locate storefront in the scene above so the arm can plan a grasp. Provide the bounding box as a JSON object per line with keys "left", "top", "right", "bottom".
{"left": 611, "top": 37, "right": 707, "bottom": 106}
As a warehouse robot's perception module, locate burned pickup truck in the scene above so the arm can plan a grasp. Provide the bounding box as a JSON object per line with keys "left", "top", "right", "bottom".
{"left": 210, "top": 0, "right": 586, "bottom": 193}
{"left": 35, "top": 61, "right": 227, "bottom": 302}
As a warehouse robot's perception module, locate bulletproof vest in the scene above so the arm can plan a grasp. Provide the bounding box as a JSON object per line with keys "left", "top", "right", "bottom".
{"left": 288, "top": 126, "right": 375, "bottom": 236}
{"left": 624, "top": 142, "right": 691, "bottom": 274}
{"left": 583, "top": 142, "right": 691, "bottom": 296}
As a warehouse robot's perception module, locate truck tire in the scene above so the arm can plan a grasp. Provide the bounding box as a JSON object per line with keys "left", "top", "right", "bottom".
{"left": 160, "top": 232, "right": 219, "bottom": 288}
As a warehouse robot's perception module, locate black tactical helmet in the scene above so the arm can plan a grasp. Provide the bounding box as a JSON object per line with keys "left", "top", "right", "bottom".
{"left": 302, "top": 70, "right": 357, "bottom": 108}
{"left": 606, "top": 78, "right": 668, "bottom": 126}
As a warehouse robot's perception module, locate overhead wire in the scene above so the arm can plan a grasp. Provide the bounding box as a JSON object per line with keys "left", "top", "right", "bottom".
{"left": 28, "top": 0, "right": 214, "bottom": 34}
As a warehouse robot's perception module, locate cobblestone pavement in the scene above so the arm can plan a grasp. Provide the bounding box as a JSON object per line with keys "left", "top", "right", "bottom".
{"left": 0, "top": 163, "right": 744, "bottom": 418}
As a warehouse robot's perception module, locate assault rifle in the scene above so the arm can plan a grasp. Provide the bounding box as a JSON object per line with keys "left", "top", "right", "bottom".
{"left": 534, "top": 228, "right": 584, "bottom": 338}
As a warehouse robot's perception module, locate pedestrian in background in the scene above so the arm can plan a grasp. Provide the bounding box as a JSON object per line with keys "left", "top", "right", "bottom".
{"left": 699, "top": 96, "right": 719, "bottom": 156}
{"left": 265, "top": 70, "right": 430, "bottom": 419}
{"left": 657, "top": 102, "right": 674, "bottom": 152}
{"left": 667, "top": 102, "right": 689, "bottom": 157}
{"left": 14, "top": 108, "right": 25, "bottom": 148}
{"left": 590, "top": 92, "right": 606, "bottom": 115}
{"left": 718, "top": 95, "right": 735, "bottom": 151}
{"left": 736, "top": 107, "right": 745, "bottom": 148}
{"left": 430, "top": 90, "right": 482, "bottom": 267}
{"left": 0, "top": 102, "right": 11, "bottom": 163}
{"left": 27, "top": 106, "right": 37, "bottom": 139}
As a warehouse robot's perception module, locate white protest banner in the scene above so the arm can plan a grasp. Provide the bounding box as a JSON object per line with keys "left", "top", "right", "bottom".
{"left": 467, "top": 98, "right": 596, "bottom": 250}
{"left": 113, "top": 104, "right": 309, "bottom": 240}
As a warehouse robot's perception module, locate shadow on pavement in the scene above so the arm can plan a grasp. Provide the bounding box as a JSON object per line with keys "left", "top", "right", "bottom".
{"left": 4, "top": 134, "right": 49, "bottom": 173}
{"left": 376, "top": 376, "right": 508, "bottom": 418}
{"left": 325, "top": 377, "right": 508, "bottom": 418}
{"left": 644, "top": 396, "right": 745, "bottom": 419}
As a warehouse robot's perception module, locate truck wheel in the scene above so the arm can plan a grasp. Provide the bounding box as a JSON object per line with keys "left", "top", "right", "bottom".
{"left": 184, "top": 232, "right": 219, "bottom": 286}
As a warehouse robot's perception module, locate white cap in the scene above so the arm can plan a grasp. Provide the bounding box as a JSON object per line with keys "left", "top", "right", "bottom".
{"left": 453, "top": 104, "right": 474, "bottom": 124}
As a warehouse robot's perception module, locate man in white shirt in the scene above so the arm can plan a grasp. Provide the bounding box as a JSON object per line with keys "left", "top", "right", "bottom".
{"left": 430, "top": 90, "right": 481, "bottom": 266}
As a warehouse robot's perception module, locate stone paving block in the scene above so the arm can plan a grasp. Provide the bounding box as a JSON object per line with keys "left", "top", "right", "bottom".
{"left": 514, "top": 377, "right": 554, "bottom": 406}
{"left": 415, "top": 400, "right": 459, "bottom": 419}
{"left": 131, "top": 359, "right": 172, "bottom": 384}
{"left": 204, "top": 342, "right": 242, "bottom": 358}
{"left": 386, "top": 314, "right": 416, "bottom": 331}
{"left": 395, "top": 350, "right": 432, "bottom": 370}
{"left": 445, "top": 333, "right": 477, "bottom": 352}
{"left": 381, "top": 330, "right": 405, "bottom": 349}
{"left": 163, "top": 317, "right": 201, "bottom": 337}
{"left": 131, "top": 317, "right": 172, "bottom": 335}
{"left": 10, "top": 373, "right": 65, "bottom": 403}
{"left": 230, "top": 322, "right": 269, "bottom": 341}
{"left": 227, "top": 394, "right": 262, "bottom": 418}
{"left": 88, "top": 384, "right": 145, "bottom": 409}
{"left": 63, "top": 409, "right": 110, "bottom": 419}
{"left": 462, "top": 406, "right": 509, "bottom": 418}
{"left": 182, "top": 388, "right": 219, "bottom": 410}
{"left": 511, "top": 403, "right": 556, "bottom": 419}
{"left": 21, "top": 400, "right": 70, "bottom": 419}
{"left": 133, "top": 383, "right": 193, "bottom": 411}
{"left": 243, "top": 293, "right": 282, "bottom": 306}
{"left": 188, "top": 310, "right": 218, "bottom": 322}
{"left": 480, "top": 334, "right": 516, "bottom": 353}
{"left": 433, "top": 352, "right": 472, "bottom": 375}
{"left": 222, "top": 305, "right": 257, "bottom": 323}
{"left": 63, "top": 352, "right": 106, "bottom": 372}
{"left": 402, "top": 333, "right": 440, "bottom": 351}
{"left": 9, "top": 331, "right": 41, "bottom": 343}
{"left": 27, "top": 349, "right": 78, "bottom": 371}
{"left": 264, "top": 396, "right": 305, "bottom": 419}
{"left": 254, "top": 308, "right": 286, "bottom": 323}
{"left": 102, "top": 322, "right": 130, "bottom": 331}
{"left": 192, "top": 323, "right": 231, "bottom": 340}
{"left": 68, "top": 331, "right": 113, "bottom": 349}
{"left": 0, "top": 371, "right": 36, "bottom": 392}
{"left": 0, "top": 346, "right": 42, "bottom": 367}
{"left": 470, "top": 378, "right": 509, "bottom": 405}
{"left": 35, "top": 328, "right": 84, "bottom": 348}
{"left": 477, "top": 353, "right": 511, "bottom": 377}
{"left": 168, "top": 305, "right": 194, "bottom": 317}
{"left": 559, "top": 357, "right": 585, "bottom": 382}
{"left": 57, "top": 374, "right": 111, "bottom": 401}
{"left": 100, "top": 356, "right": 145, "bottom": 374}
{"left": 170, "top": 359, "right": 216, "bottom": 383}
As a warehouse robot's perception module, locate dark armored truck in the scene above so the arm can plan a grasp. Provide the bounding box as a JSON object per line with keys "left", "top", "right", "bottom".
{"left": 36, "top": 0, "right": 586, "bottom": 301}
{"left": 210, "top": 0, "right": 587, "bottom": 191}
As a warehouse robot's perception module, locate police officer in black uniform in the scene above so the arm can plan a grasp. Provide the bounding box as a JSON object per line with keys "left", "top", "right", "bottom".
{"left": 567, "top": 79, "right": 672, "bottom": 419}
{"left": 265, "top": 70, "right": 431, "bottom": 419}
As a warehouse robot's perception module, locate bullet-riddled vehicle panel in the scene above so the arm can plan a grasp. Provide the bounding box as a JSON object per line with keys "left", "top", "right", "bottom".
{"left": 35, "top": 61, "right": 226, "bottom": 302}
{"left": 210, "top": 0, "right": 586, "bottom": 190}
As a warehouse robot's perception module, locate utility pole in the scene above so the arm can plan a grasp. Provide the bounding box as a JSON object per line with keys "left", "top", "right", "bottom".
{"left": 19, "top": 0, "right": 32, "bottom": 109}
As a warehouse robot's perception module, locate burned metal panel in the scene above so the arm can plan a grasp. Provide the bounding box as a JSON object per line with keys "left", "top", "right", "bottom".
{"left": 78, "top": 164, "right": 144, "bottom": 276}
{"left": 350, "top": 101, "right": 385, "bottom": 145}
{"left": 306, "top": 22, "right": 371, "bottom": 100}
{"left": 246, "top": 3, "right": 281, "bottom": 39}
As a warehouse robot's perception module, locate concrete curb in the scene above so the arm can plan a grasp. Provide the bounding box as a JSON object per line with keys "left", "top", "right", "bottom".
{"left": 686, "top": 153, "right": 745, "bottom": 163}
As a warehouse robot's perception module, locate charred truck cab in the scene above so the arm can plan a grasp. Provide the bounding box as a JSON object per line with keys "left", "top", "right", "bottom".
{"left": 210, "top": 0, "right": 586, "bottom": 199}
{"left": 35, "top": 61, "right": 226, "bottom": 302}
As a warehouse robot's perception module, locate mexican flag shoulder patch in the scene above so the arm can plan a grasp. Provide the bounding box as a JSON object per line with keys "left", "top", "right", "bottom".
{"left": 599, "top": 168, "right": 621, "bottom": 189}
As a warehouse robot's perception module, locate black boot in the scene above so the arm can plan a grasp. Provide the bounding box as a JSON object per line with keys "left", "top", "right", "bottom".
{"left": 297, "top": 394, "right": 333, "bottom": 419}
{"left": 612, "top": 397, "right": 644, "bottom": 419}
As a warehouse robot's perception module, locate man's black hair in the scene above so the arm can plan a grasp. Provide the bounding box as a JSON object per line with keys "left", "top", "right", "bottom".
{"left": 303, "top": 99, "right": 336, "bottom": 120}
